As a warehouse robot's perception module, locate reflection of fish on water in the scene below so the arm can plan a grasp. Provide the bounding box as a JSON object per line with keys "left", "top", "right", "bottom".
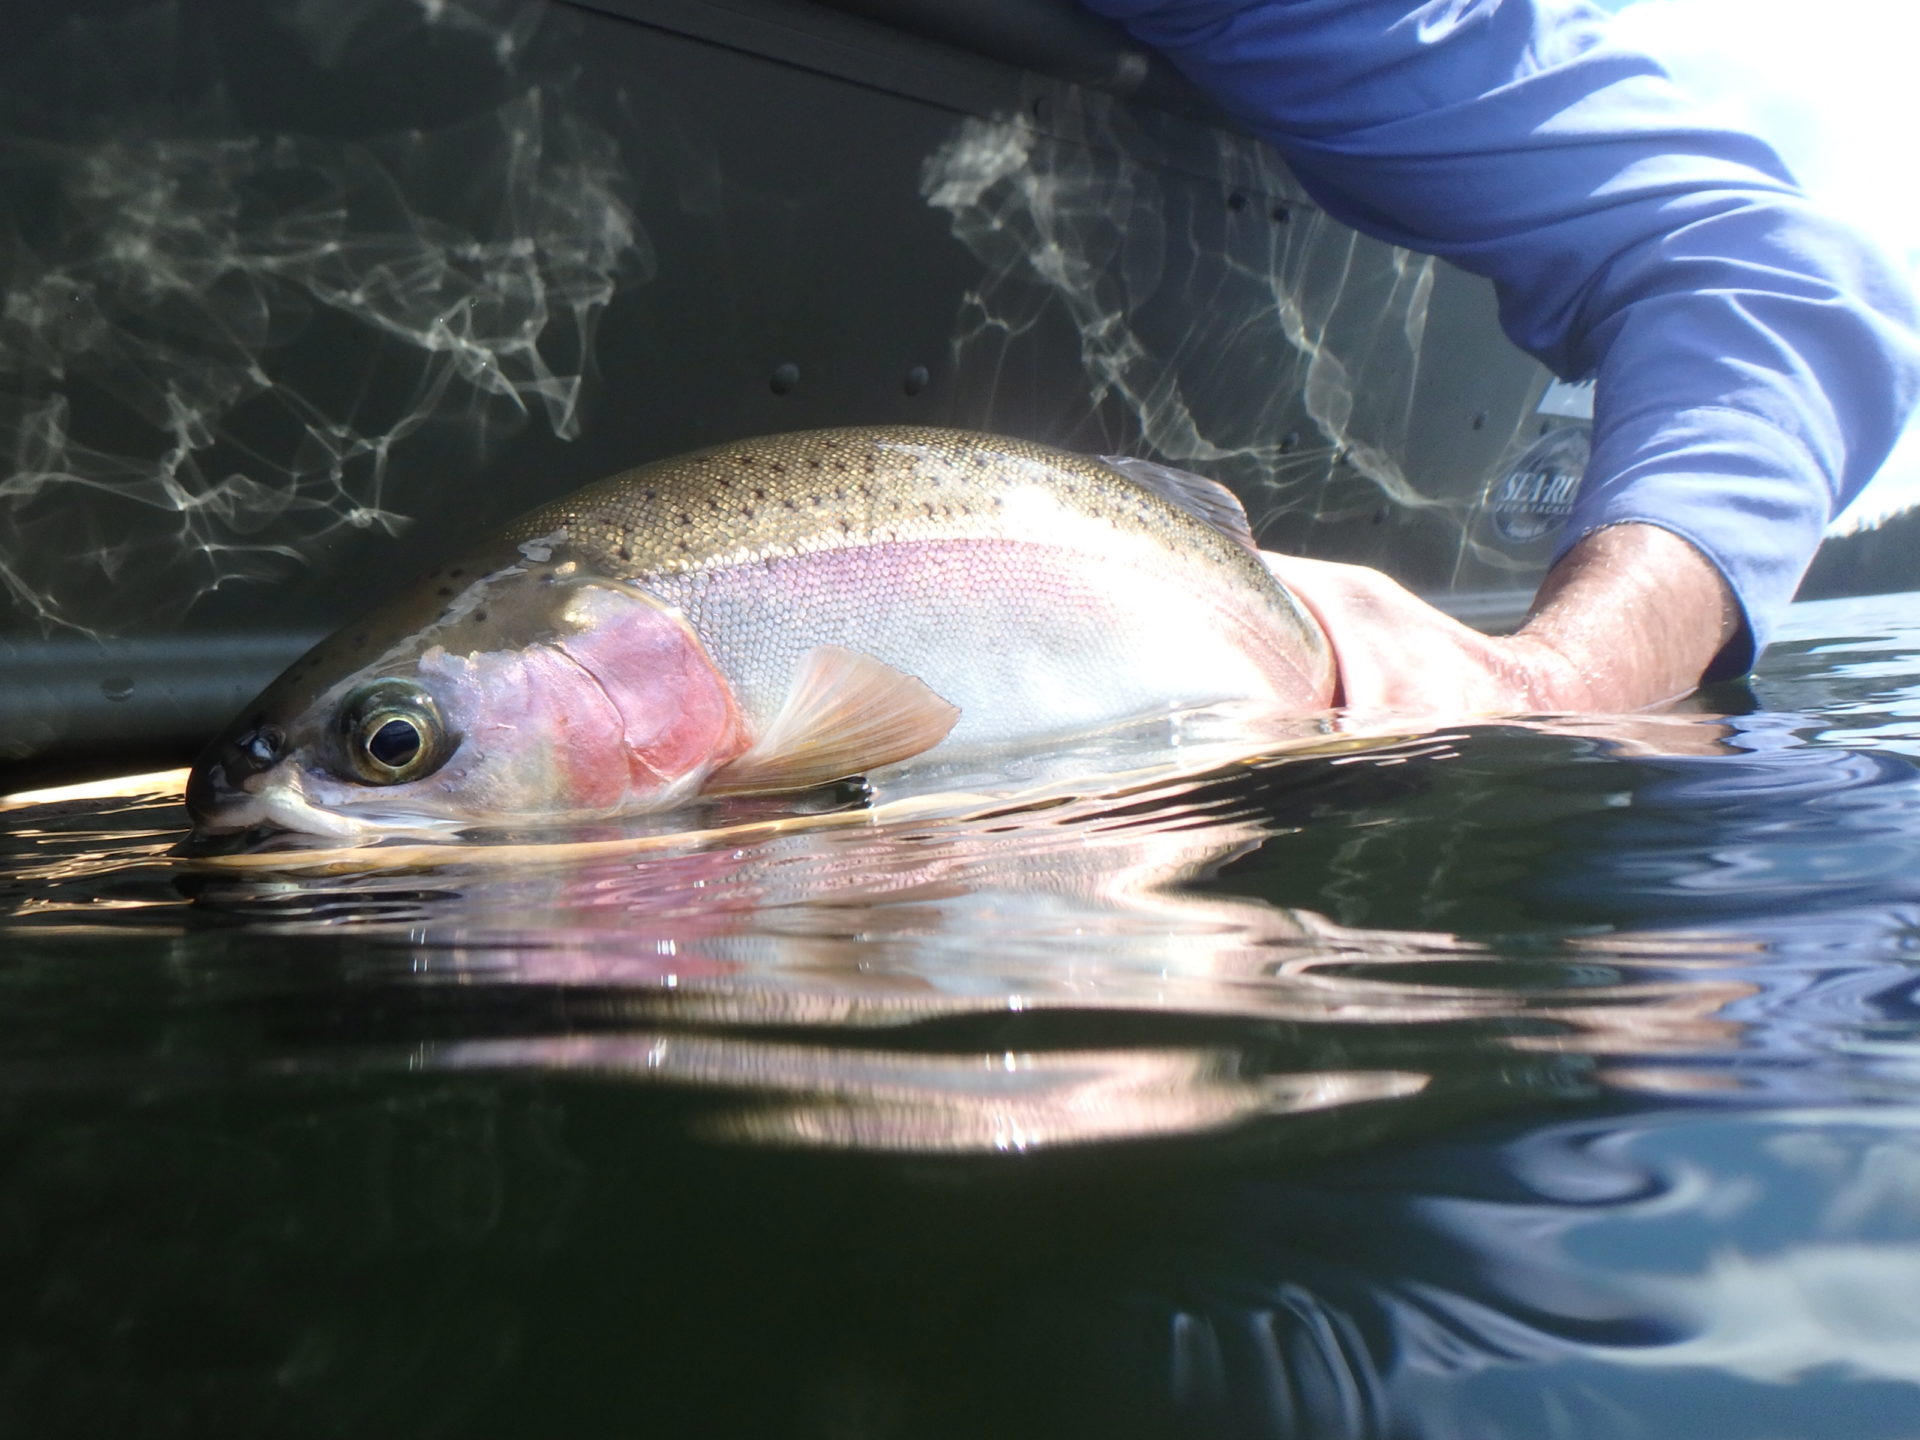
{"left": 166, "top": 733, "right": 1755, "bottom": 1155}
{"left": 174, "top": 749, "right": 1434, "bottom": 1152}
{"left": 185, "top": 426, "right": 1336, "bottom": 841}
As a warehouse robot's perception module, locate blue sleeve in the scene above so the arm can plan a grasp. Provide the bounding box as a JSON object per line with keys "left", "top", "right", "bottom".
{"left": 1081, "top": 0, "right": 1920, "bottom": 673}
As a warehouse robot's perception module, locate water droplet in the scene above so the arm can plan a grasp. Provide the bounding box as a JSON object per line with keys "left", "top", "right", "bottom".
{"left": 769, "top": 363, "right": 800, "bottom": 396}
{"left": 903, "top": 365, "right": 930, "bottom": 397}
{"left": 100, "top": 676, "right": 135, "bottom": 703}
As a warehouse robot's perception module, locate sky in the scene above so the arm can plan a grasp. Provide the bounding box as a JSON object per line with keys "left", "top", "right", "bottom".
{"left": 1599, "top": 0, "right": 1920, "bottom": 533}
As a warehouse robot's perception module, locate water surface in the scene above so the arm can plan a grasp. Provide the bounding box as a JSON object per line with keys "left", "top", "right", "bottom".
{"left": 6, "top": 591, "right": 1920, "bottom": 1437}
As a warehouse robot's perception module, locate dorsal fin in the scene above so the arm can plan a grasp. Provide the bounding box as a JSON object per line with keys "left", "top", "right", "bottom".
{"left": 706, "top": 645, "right": 959, "bottom": 796}
{"left": 1098, "top": 455, "right": 1259, "bottom": 552}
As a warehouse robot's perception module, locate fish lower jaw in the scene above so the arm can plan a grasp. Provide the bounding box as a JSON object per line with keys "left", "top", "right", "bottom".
{"left": 195, "top": 777, "right": 470, "bottom": 843}
{"left": 195, "top": 763, "right": 722, "bottom": 844}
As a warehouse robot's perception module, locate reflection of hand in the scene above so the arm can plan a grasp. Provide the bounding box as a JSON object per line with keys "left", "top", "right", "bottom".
{"left": 1265, "top": 522, "right": 1743, "bottom": 719}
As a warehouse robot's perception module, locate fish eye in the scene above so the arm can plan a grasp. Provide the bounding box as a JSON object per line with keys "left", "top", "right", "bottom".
{"left": 336, "top": 681, "right": 453, "bottom": 785}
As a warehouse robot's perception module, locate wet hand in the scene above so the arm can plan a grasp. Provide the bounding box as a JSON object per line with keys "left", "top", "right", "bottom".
{"left": 1264, "top": 553, "right": 1597, "bottom": 715}
{"left": 1264, "top": 523, "right": 1743, "bottom": 721}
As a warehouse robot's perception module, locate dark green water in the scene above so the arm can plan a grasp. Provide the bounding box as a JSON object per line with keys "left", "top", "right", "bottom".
{"left": 6, "top": 591, "right": 1920, "bottom": 1439}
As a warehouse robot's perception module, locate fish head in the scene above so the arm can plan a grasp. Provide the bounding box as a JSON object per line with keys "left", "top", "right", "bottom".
{"left": 187, "top": 553, "right": 746, "bottom": 840}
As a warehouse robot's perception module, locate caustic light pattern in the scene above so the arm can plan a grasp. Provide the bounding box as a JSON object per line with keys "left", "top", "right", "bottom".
{"left": 920, "top": 94, "right": 1494, "bottom": 544}
{"left": 0, "top": 0, "right": 646, "bottom": 635}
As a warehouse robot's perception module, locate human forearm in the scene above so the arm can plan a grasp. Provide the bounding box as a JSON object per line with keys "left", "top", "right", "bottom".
{"left": 1515, "top": 523, "right": 1741, "bottom": 709}
{"left": 1085, "top": 0, "right": 1920, "bottom": 668}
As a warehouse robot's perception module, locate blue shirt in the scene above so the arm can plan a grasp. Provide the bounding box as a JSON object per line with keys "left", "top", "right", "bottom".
{"left": 1081, "top": 0, "right": 1920, "bottom": 673}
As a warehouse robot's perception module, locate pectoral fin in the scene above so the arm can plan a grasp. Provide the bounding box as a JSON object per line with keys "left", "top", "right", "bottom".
{"left": 707, "top": 645, "right": 960, "bottom": 795}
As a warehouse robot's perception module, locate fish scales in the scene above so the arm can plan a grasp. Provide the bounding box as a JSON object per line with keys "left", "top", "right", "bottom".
{"left": 502, "top": 427, "right": 1277, "bottom": 594}
{"left": 186, "top": 426, "right": 1335, "bottom": 839}
{"left": 502, "top": 428, "right": 1324, "bottom": 746}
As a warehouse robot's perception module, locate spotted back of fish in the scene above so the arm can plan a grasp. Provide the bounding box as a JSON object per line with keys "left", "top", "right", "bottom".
{"left": 495, "top": 426, "right": 1282, "bottom": 602}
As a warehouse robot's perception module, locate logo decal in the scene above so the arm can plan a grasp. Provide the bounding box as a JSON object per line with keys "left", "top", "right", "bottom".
{"left": 1488, "top": 427, "right": 1588, "bottom": 545}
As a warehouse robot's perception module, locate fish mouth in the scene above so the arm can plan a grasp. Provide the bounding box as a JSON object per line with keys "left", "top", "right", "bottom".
{"left": 186, "top": 720, "right": 303, "bottom": 835}
{"left": 183, "top": 757, "right": 279, "bottom": 837}
{"left": 186, "top": 758, "right": 481, "bottom": 849}
{"left": 185, "top": 756, "right": 386, "bottom": 844}
{"left": 186, "top": 778, "right": 355, "bottom": 841}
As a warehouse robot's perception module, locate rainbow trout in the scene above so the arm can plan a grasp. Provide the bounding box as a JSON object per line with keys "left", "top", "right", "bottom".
{"left": 186, "top": 427, "right": 1334, "bottom": 838}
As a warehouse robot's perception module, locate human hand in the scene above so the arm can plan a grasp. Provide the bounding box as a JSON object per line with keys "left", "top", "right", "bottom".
{"left": 1264, "top": 553, "right": 1596, "bottom": 715}
{"left": 1264, "top": 523, "right": 1743, "bottom": 722}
